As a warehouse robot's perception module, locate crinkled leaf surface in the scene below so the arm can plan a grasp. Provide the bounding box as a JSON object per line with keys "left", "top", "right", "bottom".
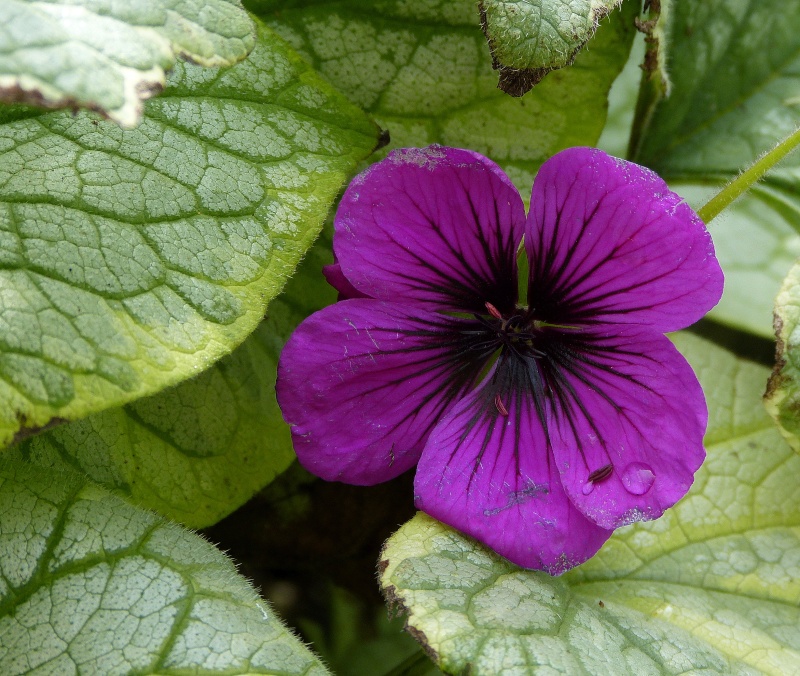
{"left": 10, "top": 230, "right": 338, "bottom": 528}
{"left": 0, "top": 0, "right": 255, "bottom": 128}
{"left": 765, "top": 258, "right": 800, "bottom": 452}
{"left": 0, "top": 20, "right": 379, "bottom": 449}
{"left": 250, "top": 0, "right": 636, "bottom": 191}
{"left": 479, "top": 0, "right": 624, "bottom": 95}
{"left": 631, "top": 0, "right": 800, "bottom": 337}
{"left": 380, "top": 333, "right": 800, "bottom": 675}
{"left": 0, "top": 460, "right": 329, "bottom": 675}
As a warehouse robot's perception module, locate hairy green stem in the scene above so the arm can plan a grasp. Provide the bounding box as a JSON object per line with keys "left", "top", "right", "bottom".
{"left": 698, "top": 127, "right": 800, "bottom": 224}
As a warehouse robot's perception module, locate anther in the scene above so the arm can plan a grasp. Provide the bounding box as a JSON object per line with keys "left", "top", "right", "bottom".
{"left": 485, "top": 301, "right": 503, "bottom": 319}
{"left": 587, "top": 464, "right": 613, "bottom": 483}
{"left": 494, "top": 393, "right": 509, "bottom": 416}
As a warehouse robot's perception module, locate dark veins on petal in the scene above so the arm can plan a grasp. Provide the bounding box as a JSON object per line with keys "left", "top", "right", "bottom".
{"left": 360, "top": 314, "right": 500, "bottom": 443}
{"left": 410, "top": 300, "right": 658, "bottom": 486}
{"left": 386, "top": 183, "right": 519, "bottom": 315}
{"left": 538, "top": 333, "right": 657, "bottom": 466}
{"left": 527, "top": 191, "right": 671, "bottom": 324}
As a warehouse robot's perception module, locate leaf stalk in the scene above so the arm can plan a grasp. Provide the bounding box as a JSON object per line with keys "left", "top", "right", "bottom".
{"left": 698, "top": 127, "right": 800, "bottom": 223}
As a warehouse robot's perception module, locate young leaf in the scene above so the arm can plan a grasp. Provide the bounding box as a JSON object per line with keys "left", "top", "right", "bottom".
{"left": 252, "top": 0, "right": 637, "bottom": 191}
{"left": 12, "top": 231, "right": 339, "bottom": 528}
{"left": 0, "top": 0, "right": 256, "bottom": 128}
{"left": 478, "top": 0, "right": 624, "bottom": 96}
{"left": 630, "top": 0, "right": 800, "bottom": 337}
{"left": 0, "top": 20, "right": 380, "bottom": 449}
{"left": 380, "top": 333, "right": 800, "bottom": 675}
{"left": 0, "top": 460, "right": 329, "bottom": 675}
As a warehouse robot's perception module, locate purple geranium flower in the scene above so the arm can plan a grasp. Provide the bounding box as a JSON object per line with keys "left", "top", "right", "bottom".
{"left": 277, "top": 146, "right": 723, "bottom": 574}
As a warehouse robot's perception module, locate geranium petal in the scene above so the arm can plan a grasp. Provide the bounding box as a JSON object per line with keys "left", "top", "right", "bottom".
{"left": 276, "top": 299, "right": 491, "bottom": 485}
{"left": 544, "top": 327, "right": 707, "bottom": 529}
{"left": 322, "top": 263, "right": 370, "bottom": 300}
{"left": 334, "top": 146, "right": 526, "bottom": 315}
{"left": 526, "top": 147, "right": 723, "bottom": 332}
{"left": 414, "top": 358, "right": 612, "bottom": 573}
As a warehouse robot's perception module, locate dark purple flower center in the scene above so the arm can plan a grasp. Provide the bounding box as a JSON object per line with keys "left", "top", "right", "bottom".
{"left": 477, "top": 302, "right": 558, "bottom": 362}
{"left": 389, "top": 300, "right": 562, "bottom": 427}
{"left": 430, "top": 301, "right": 561, "bottom": 425}
{"left": 439, "top": 298, "right": 645, "bottom": 478}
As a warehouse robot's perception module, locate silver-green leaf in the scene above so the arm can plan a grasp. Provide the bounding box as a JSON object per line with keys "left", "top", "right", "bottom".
{"left": 255, "top": 0, "right": 636, "bottom": 192}
{"left": 0, "top": 459, "right": 329, "bottom": 675}
{"left": 0, "top": 19, "right": 380, "bottom": 449}
{"left": 0, "top": 0, "right": 256, "bottom": 128}
{"left": 12, "top": 229, "right": 339, "bottom": 527}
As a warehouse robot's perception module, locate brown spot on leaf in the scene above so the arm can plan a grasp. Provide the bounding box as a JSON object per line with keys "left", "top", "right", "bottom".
{"left": 134, "top": 79, "right": 164, "bottom": 99}
{"left": 765, "top": 314, "right": 786, "bottom": 400}
{"left": 0, "top": 83, "right": 110, "bottom": 121}
{"left": 11, "top": 416, "right": 68, "bottom": 446}
{"left": 381, "top": 582, "right": 401, "bottom": 619}
{"left": 379, "top": 548, "right": 442, "bottom": 666}
{"left": 376, "top": 127, "right": 391, "bottom": 151}
{"left": 478, "top": 1, "right": 618, "bottom": 96}
{"left": 495, "top": 66, "right": 550, "bottom": 97}
{"left": 405, "top": 624, "right": 440, "bottom": 664}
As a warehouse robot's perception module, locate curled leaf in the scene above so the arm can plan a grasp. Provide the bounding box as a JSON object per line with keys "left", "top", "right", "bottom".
{"left": 766, "top": 258, "right": 800, "bottom": 451}
{"left": 0, "top": 0, "right": 256, "bottom": 127}
{"left": 478, "top": 0, "right": 624, "bottom": 95}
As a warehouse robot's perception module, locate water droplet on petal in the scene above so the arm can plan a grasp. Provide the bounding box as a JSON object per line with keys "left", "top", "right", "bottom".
{"left": 621, "top": 462, "right": 655, "bottom": 495}
{"left": 581, "top": 482, "right": 594, "bottom": 496}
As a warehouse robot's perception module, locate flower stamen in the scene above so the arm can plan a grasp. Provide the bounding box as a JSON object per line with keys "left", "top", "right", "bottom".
{"left": 494, "top": 393, "right": 509, "bottom": 416}
{"left": 485, "top": 301, "right": 503, "bottom": 319}
{"left": 587, "top": 464, "right": 613, "bottom": 484}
